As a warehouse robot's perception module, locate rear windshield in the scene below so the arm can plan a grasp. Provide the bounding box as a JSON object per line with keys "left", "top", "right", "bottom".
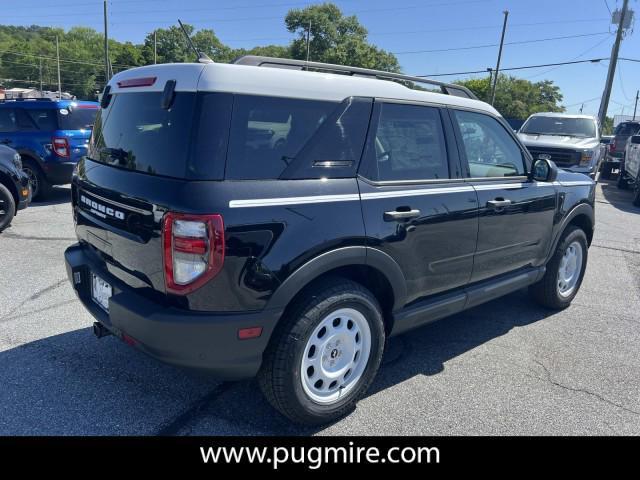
{"left": 89, "top": 92, "right": 231, "bottom": 179}
{"left": 520, "top": 116, "right": 597, "bottom": 138}
{"left": 58, "top": 106, "right": 98, "bottom": 130}
{"left": 89, "top": 91, "right": 371, "bottom": 180}
{"left": 614, "top": 122, "right": 640, "bottom": 135}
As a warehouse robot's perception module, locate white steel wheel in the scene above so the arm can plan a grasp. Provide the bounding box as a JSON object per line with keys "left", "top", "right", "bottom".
{"left": 557, "top": 240, "right": 583, "bottom": 298}
{"left": 300, "top": 307, "right": 372, "bottom": 405}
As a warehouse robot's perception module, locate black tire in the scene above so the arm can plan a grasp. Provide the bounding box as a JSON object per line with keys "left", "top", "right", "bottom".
{"left": 633, "top": 179, "right": 640, "bottom": 207}
{"left": 530, "top": 226, "right": 588, "bottom": 309}
{"left": 0, "top": 183, "right": 16, "bottom": 232}
{"left": 617, "top": 169, "right": 628, "bottom": 189}
{"left": 600, "top": 163, "right": 612, "bottom": 180}
{"left": 22, "top": 159, "right": 51, "bottom": 200}
{"left": 258, "top": 277, "right": 386, "bottom": 425}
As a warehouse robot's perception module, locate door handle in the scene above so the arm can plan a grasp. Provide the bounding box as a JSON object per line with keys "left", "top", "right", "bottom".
{"left": 384, "top": 209, "right": 421, "bottom": 222}
{"left": 487, "top": 199, "right": 512, "bottom": 209}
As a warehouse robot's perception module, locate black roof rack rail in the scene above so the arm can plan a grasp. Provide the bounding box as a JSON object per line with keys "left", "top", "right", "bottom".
{"left": 232, "top": 55, "right": 478, "bottom": 100}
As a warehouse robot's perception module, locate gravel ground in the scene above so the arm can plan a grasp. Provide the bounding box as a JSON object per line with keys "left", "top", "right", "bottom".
{"left": 0, "top": 179, "right": 639, "bottom": 435}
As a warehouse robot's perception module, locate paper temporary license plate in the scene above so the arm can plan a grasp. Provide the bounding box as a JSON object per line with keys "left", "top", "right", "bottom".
{"left": 91, "top": 273, "right": 112, "bottom": 312}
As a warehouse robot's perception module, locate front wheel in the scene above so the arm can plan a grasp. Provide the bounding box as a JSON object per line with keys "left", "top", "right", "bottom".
{"left": 22, "top": 160, "right": 51, "bottom": 201}
{"left": 258, "top": 278, "right": 385, "bottom": 425}
{"left": 0, "top": 183, "right": 16, "bottom": 232}
{"left": 530, "top": 226, "right": 588, "bottom": 309}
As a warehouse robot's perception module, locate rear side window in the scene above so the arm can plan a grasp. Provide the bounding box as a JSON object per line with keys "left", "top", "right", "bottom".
{"left": 25, "top": 109, "right": 58, "bottom": 131}
{"left": 226, "top": 95, "right": 337, "bottom": 180}
{"left": 361, "top": 103, "right": 449, "bottom": 182}
{"left": 58, "top": 106, "right": 98, "bottom": 130}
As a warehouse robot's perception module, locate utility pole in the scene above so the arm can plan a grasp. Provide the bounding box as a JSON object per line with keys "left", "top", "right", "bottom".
{"left": 153, "top": 30, "right": 157, "bottom": 64}
{"left": 103, "top": 0, "right": 111, "bottom": 82}
{"left": 38, "top": 58, "right": 43, "bottom": 92}
{"left": 633, "top": 90, "right": 639, "bottom": 120}
{"left": 55, "top": 36, "right": 61, "bottom": 99}
{"left": 597, "top": 0, "right": 630, "bottom": 128}
{"left": 306, "top": 21, "right": 312, "bottom": 63}
{"left": 490, "top": 10, "right": 509, "bottom": 106}
{"left": 580, "top": 103, "right": 584, "bottom": 114}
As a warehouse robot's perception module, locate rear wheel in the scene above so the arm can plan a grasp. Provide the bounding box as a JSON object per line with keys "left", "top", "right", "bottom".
{"left": 258, "top": 278, "right": 385, "bottom": 425}
{"left": 530, "top": 226, "right": 588, "bottom": 309}
{"left": 0, "top": 183, "right": 16, "bottom": 232}
{"left": 617, "top": 168, "right": 629, "bottom": 189}
{"left": 22, "top": 159, "right": 51, "bottom": 200}
{"left": 633, "top": 176, "right": 640, "bottom": 207}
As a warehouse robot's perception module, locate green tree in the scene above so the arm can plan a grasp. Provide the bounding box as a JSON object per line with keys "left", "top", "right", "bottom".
{"left": 285, "top": 3, "right": 400, "bottom": 72}
{"left": 602, "top": 116, "right": 614, "bottom": 135}
{"left": 141, "top": 25, "right": 230, "bottom": 64}
{"left": 456, "top": 75, "right": 565, "bottom": 119}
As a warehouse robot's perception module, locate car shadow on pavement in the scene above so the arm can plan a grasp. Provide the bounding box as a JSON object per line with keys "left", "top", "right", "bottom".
{"left": 598, "top": 179, "right": 640, "bottom": 214}
{"left": 28, "top": 186, "right": 72, "bottom": 207}
{"left": 0, "top": 290, "right": 553, "bottom": 436}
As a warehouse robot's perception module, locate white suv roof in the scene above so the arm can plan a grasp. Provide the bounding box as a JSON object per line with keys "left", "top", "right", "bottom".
{"left": 108, "top": 61, "right": 500, "bottom": 116}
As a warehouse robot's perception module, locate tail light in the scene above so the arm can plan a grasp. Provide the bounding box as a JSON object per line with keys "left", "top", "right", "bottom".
{"left": 162, "top": 212, "right": 224, "bottom": 295}
{"left": 52, "top": 137, "right": 70, "bottom": 158}
{"left": 610, "top": 140, "right": 617, "bottom": 153}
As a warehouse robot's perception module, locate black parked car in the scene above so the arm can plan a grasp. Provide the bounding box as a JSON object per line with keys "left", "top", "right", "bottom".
{"left": 0, "top": 144, "right": 31, "bottom": 232}
{"left": 65, "top": 57, "right": 596, "bottom": 425}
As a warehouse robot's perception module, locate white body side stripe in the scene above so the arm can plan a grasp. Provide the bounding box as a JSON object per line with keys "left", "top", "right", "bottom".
{"left": 227, "top": 181, "right": 579, "bottom": 208}
{"left": 229, "top": 193, "right": 360, "bottom": 208}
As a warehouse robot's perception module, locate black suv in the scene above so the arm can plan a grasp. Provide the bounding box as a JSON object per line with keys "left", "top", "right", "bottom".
{"left": 0, "top": 144, "right": 31, "bottom": 232}
{"left": 65, "top": 57, "right": 595, "bottom": 425}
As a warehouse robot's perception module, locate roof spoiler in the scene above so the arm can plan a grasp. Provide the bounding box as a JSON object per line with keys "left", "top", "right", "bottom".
{"left": 232, "top": 55, "right": 478, "bottom": 100}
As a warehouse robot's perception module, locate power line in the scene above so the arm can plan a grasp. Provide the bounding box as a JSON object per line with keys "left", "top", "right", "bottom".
{"left": 417, "top": 57, "right": 609, "bottom": 78}
{"left": 524, "top": 33, "right": 613, "bottom": 80}
{"left": 0, "top": 50, "right": 133, "bottom": 69}
{"left": 392, "top": 32, "right": 611, "bottom": 55}
{"left": 107, "top": 0, "right": 492, "bottom": 25}
{"left": 0, "top": 57, "right": 107, "bottom": 77}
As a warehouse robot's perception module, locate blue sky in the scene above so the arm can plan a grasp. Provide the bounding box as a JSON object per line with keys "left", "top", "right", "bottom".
{"left": 3, "top": 0, "right": 639, "bottom": 117}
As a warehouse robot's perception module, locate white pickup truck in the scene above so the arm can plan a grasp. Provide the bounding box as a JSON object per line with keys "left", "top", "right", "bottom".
{"left": 619, "top": 133, "right": 640, "bottom": 206}
{"left": 517, "top": 113, "right": 604, "bottom": 179}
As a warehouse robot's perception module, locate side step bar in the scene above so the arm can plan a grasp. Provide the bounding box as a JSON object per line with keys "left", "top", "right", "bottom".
{"left": 391, "top": 266, "right": 545, "bottom": 336}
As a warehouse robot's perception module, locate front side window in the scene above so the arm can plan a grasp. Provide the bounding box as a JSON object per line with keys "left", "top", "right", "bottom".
{"left": 0, "top": 109, "right": 17, "bottom": 132}
{"left": 362, "top": 103, "right": 449, "bottom": 182}
{"left": 453, "top": 110, "right": 526, "bottom": 178}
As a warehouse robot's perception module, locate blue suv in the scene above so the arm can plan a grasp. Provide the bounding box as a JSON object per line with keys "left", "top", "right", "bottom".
{"left": 0, "top": 98, "right": 98, "bottom": 199}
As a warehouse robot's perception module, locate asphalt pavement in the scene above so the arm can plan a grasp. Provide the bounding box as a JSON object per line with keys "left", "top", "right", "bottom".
{"left": 1, "top": 179, "right": 639, "bottom": 435}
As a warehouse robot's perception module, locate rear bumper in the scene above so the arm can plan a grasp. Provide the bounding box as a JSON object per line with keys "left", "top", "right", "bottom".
{"left": 64, "top": 243, "right": 282, "bottom": 379}
{"left": 43, "top": 161, "right": 76, "bottom": 185}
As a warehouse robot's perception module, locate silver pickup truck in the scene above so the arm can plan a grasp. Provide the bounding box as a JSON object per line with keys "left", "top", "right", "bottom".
{"left": 517, "top": 113, "right": 603, "bottom": 179}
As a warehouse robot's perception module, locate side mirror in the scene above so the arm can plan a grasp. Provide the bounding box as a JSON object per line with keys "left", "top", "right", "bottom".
{"left": 530, "top": 158, "right": 558, "bottom": 183}
{"left": 631, "top": 135, "right": 640, "bottom": 145}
